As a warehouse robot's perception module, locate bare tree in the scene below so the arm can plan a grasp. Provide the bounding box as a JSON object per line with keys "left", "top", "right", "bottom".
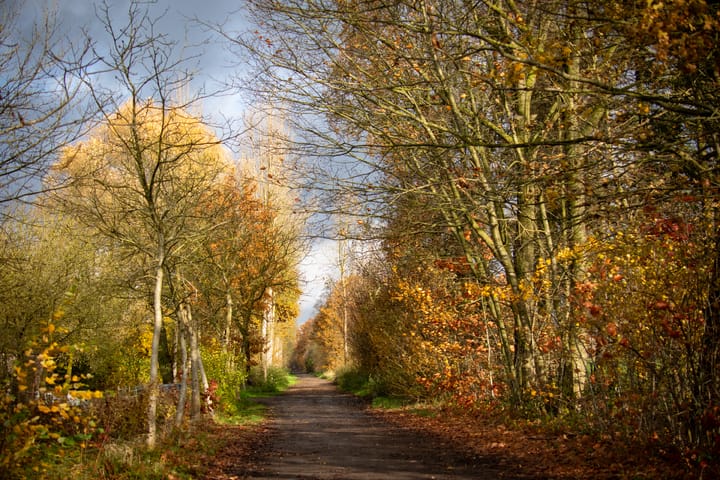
{"left": 0, "top": 4, "right": 93, "bottom": 211}
{"left": 47, "top": 0, "right": 234, "bottom": 448}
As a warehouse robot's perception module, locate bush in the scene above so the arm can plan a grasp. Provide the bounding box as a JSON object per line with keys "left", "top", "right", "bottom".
{"left": 246, "top": 366, "right": 293, "bottom": 394}
{"left": 334, "top": 368, "right": 370, "bottom": 396}
{"left": 201, "top": 344, "right": 247, "bottom": 415}
{"left": 0, "top": 325, "right": 102, "bottom": 479}
{"left": 90, "top": 391, "right": 147, "bottom": 442}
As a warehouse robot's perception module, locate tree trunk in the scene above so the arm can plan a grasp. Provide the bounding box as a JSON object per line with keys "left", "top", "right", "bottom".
{"left": 262, "top": 287, "right": 274, "bottom": 381}
{"left": 199, "top": 348, "right": 209, "bottom": 391}
{"left": 147, "top": 254, "right": 165, "bottom": 449}
{"left": 187, "top": 303, "right": 202, "bottom": 419}
{"left": 240, "top": 316, "right": 253, "bottom": 381}
{"left": 224, "top": 290, "right": 233, "bottom": 355}
{"left": 559, "top": 12, "right": 594, "bottom": 402}
{"left": 174, "top": 321, "right": 188, "bottom": 428}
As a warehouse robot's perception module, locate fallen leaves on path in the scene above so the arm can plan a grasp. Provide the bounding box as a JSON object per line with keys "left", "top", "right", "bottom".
{"left": 172, "top": 405, "right": 708, "bottom": 479}
{"left": 165, "top": 420, "right": 269, "bottom": 479}
{"left": 371, "top": 406, "right": 694, "bottom": 479}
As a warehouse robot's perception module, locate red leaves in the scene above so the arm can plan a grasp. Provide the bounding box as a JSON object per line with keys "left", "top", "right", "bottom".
{"left": 605, "top": 322, "right": 618, "bottom": 338}
{"left": 652, "top": 300, "right": 671, "bottom": 311}
{"left": 642, "top": 215, "right": 692, "bottom": 242}
{"left": 433, "top": 256, "right": 471, "bottom": 275}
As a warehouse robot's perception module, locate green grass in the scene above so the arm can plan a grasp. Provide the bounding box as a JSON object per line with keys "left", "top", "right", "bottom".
{"left": 371, "top": 396, "right": 408, "bottom": 409}
{"left": 245, "top": 366, "right": 297, "bottom": 395}
{"left": 215, "top": 397, "right": 268, "bottom": 425}
{"left": 217, "top": 367, "right": 297, "bottom": 424}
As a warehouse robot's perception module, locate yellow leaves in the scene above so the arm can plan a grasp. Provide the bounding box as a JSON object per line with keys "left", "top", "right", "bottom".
{"left": 53, "top": 98, "right": 232, "bottom": 222}
{"left": 556, "top": 246, "right": 577, "bottom": 263}
{"left": 136, "top": 324, "right": 154, "bottom": 356}
{"left": 2, "top": 329, "right": 104, "bottom": 475}
{"left": 462, "top": 281, "right": 482, "bottom": 299}
{"left": 510, "top": 61, "right": 526, "bottom": 80}
{"left": 40, "top": 358, "right": 56, "bottom": 370}
{"left": 67, "top": 390, "right": 104, "bottom": 401}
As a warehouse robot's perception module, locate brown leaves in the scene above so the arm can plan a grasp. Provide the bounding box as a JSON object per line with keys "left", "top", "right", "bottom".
{"left": 155, "top": 419, "right": 270, "bottom": 479}
{"left": 373, "top": 406, "right": 689, "bottom": 479}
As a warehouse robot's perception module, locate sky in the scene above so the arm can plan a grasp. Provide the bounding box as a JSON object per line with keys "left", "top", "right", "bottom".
{"left": 13, "top": 0, "right": 338, "bottom": 324}
{"left": 15, "top": 0, "right": 248, "bottom": 120}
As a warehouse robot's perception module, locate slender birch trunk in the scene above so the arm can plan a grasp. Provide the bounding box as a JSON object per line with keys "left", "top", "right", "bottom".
{"left": 187, "top": 303, "right": 202, "bottom": 419}
{"left": 147, "top": 250, "right": 165, "bottom": 449}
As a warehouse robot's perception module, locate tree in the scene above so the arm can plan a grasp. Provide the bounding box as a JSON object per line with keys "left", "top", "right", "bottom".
{"left": 189, "top": 162, "right": 302, "bottom": 383}
{"left": 229, "top": 202, "right": 301, "bottom": 378}
{"left": 235, "top": 0, "right": 622, "bottom": 403}
{"left": 0, "top": 4, "right": 92, "bottom": 211}
{"left": 192, "top": 176, "right": 263, "bottom": 362}
{"left": 234, "top": 0, "right": 720, "bottom": 458}
{"left": 46, "top": 2, "right": 233, "bottom": 447}
{"left": 0, "top": 208, "right": 121, "bottom": 382}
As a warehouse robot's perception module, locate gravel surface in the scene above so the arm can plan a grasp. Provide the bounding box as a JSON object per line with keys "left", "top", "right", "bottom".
{"left": 240, "top": 374, "right": 510, "bottom": 480}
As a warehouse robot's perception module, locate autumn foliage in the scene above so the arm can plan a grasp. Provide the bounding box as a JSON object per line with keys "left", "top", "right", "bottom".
{"left": 1, "top": 323, "right": 102, "bottom": 479}
{"left": 264, "top": 0, "right": 720, "bottom": 475}
{"left": 1, "top": 93, "right": 300, "bottom": 477}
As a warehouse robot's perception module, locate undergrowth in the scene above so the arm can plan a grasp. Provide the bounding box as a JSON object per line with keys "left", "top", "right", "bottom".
{"left": 334, "top": 368, "right": 419, "bottom": 410}
{"left": 4, "top": 364, "right": 296, "bottom": 479}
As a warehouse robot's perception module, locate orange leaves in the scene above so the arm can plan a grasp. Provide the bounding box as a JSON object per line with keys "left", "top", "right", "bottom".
{"left": 382, "top": 263, "right": 498, "bottom": 405}
{"left": 605, "top": 322, "right": 618, "bottom": 338}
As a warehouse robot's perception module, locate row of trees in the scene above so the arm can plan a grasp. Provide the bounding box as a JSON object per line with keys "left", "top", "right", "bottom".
{"left": 242, "top": 0, "right": 720, "bottom": 461}
{"left": 0, "top": 2, "right": 302, "bottom": 472}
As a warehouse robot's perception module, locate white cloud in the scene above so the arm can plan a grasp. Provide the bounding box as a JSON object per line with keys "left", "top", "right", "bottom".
{"left": 297, "top": 238, "right": 339, "bottom": 324}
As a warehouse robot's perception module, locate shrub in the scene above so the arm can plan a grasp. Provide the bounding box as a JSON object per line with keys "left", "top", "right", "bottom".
{"left": 334, "top": 368, "right": 370, "bottom": 396}
{"left": 246, "top": 366, "right": 292, "bottom": 393}
{"left": 200, "top": 343, "right": 247, "bottom": 415}
{"left": 90, "top": 391, "right": 147, "bottom": 442}
{"left": 0, "top": 324, "right": 102, "bottom": 479}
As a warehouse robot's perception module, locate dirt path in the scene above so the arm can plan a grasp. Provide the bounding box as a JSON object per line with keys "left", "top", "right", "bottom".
{"left": 239, "top": 374, "right": 512, "bottom": 480}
